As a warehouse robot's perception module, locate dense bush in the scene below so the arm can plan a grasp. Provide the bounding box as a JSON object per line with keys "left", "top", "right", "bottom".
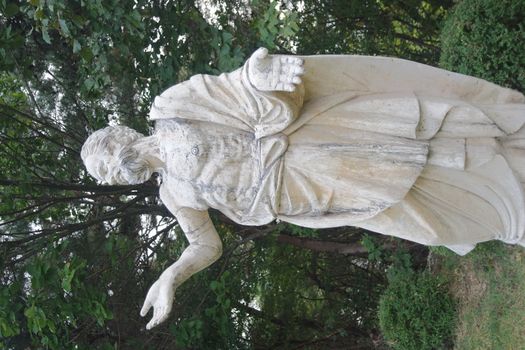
{"left": 440, "top": 0, "right": 525, "bottom": 92}
{"left": 378, "top": 270, "right": 456, "bottom": 350}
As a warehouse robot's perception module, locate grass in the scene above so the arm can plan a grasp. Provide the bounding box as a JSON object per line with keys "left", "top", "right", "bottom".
{"left": 430, "top": 242, "right": 525, "bottom": 349}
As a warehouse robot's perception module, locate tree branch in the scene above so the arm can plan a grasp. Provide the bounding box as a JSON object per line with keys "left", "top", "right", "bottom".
{"left": 0, "top": 179, "right": 158, "bottom": 195}
{"left": 275, "top": 233, "right": 369, "bottom": 256}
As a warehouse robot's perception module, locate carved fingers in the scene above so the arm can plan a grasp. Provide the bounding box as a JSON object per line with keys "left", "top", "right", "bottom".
{"left": 275, "top": 56, "right": 304, "bottom": 92}
{"left": 248, "top": 47, "right": 304, "bottom": 92}
{"left": 146, "top": 305, "right": 171, "bottom": 330}
{"left": 140, "top": 278, "right": 175, "bottom": 330}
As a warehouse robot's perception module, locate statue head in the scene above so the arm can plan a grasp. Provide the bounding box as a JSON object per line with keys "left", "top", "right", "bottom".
{"left": 81, "top": 125, "right": 153, "bottom": 185}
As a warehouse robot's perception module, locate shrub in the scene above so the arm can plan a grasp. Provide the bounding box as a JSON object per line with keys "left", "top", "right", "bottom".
{"left": 440, "top": 0, "right": 525, "bottom": 92}
{"left": 378, "top": 270, "right": 456, "bottom": 350}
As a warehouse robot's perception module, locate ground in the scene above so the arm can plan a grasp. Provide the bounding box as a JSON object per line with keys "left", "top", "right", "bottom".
{"left": 430, "top": 242, "right": 525, "bottom": 349}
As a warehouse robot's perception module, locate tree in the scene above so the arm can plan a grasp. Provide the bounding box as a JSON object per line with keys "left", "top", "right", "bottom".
{"left": 0, "top": 1, "right": 447, "bottom": 348}
{"left": 293, "top": 0, "right": 453, "bottom": 64}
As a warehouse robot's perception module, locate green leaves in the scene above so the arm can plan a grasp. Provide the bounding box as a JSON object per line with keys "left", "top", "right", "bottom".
{"left": 4, "top": 3, "right": 19, "bottom": 17}
{"left": 172, "top": 318, "right": 204, "bottom": 348}
{"left": 255, "top": 1, "right": 299, "bottom": 50}
{"left": 0, "top": 286, "right": 21, "bottom": 338}
{"left": 440, "top": 0, "right": 525, "bottom": 91}
{"left": 0, "top": 314, "right": 20, "bottom": 338}
{"left": 362, "top": 234, "right": 383, "bottom": 262}
{"left": 378, "top": 271, "right": 456, "bottom": 350}
{"left": 209, "top": 30, "right": 246, "bottom": 73}
{"left": 58, "top": 19, "right": 70, "bottom": 37}
{"left": 0, "top": 0, "right": 459, "bottom": 348}
{"left": 7, "top": 245, "right": 114, "bottom": 349}
{"left": 72, "top": 38, "right": 81, "bottom": 53}
{"left": 60, "top": 261, "right": 81, "bottom": 292}
{"left": 24, "top": 305, "right": 59, "bottom": 347}
{"left": 24, "top": 305, "right": 47, "bottom": 334}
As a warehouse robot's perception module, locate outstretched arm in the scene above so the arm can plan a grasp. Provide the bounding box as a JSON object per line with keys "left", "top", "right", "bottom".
{"left": 149, "top": 47, "right": 305, "bottom": 139}
{"left": 140, "top": 190, "right": 222, "bottom": 329}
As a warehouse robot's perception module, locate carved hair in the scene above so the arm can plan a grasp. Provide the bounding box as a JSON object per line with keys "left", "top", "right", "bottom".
{"left": 81, "top": 125, "right": 152, "bottom": 184}
{"left": 81, "top": 126, "right": 144, "bottom": 160}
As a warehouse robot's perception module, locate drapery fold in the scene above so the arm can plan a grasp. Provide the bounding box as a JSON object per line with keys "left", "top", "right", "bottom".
{"left": 152, "top": 55, "right": 525, "bottom": 255}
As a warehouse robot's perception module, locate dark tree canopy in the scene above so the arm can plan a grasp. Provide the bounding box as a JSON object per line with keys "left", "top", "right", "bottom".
{"left": 0, "top": 1, "right": 449, "bottom": 348}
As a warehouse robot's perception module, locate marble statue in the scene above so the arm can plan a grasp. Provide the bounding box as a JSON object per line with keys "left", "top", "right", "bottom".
{"left": 81, "top": 48, "right": 525, "bottom": 329}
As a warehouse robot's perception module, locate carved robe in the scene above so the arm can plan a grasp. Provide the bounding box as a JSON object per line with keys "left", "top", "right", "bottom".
{"left": 150, "top": 55, "right": 525, "bottom": 255}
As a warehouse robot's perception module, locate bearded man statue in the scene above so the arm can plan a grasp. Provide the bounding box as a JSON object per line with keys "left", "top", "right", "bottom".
{"left": 81, "top": 48, "right": 525, "bottom": 329}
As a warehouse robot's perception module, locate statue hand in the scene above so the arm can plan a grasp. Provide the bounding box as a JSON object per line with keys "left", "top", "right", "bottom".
{"left": 140, "top": 276, "right": 176, "bottom": 330}
{"left": 248, "top": 47, "right": 304, "bottom": 92}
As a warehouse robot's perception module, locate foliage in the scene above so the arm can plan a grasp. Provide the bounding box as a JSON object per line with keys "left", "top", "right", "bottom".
{"left": 152, "top": 223, "right": 388, "bottom": 350}
{"left": 0, "top": 0, "right": 451, "bottom": 348}
{"left": 2, "top": 242, "right": 113, "bottom": 349}
{"left": 293, "top": 0, "right": 453, "bottom": 64}
{"left": 378, "top": 269, "right": 456, "bottom": 350}
{"left": 361, "top": 233, "right": 415, "bottom": 273}
{"left": 440, "top": 0, "right": 525, "bottom": 92}
{"left": 367, "top": 236, "right": 454, "bottom": 349}
{"left": 435, "top": 4, "right": 525, "bottom": 347}
{"left": 433, "top": 243, "right": 525, "bottom": 349}
{"left": 428, "top": 245, "right": 457, "bottom": 258}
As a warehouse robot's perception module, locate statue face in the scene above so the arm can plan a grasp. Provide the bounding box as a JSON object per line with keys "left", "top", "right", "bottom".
{"left": 81, "top": 125, "right": 153, "bottom": 185}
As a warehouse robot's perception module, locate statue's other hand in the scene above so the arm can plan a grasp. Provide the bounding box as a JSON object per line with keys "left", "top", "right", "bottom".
{"left": 248, "top": 47, "right": 304, "bottom": 92}
{"left": 140, "top": 277, "right": 176, "bottom": 330}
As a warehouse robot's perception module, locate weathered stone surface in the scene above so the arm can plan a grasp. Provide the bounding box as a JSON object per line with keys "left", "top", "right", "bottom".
{"left": 81, "top": 48, "right": 525, "bottom": 329}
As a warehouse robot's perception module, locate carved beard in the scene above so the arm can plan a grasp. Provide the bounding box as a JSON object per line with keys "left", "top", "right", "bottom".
{"left": 116, "top": 147, "right": 153, "bottom": 185}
